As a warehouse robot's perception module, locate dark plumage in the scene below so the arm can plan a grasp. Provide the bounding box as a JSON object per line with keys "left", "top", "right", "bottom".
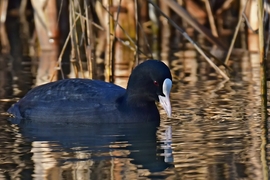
{"left": 8, "top": 60, "right": 172, "bottom": 123}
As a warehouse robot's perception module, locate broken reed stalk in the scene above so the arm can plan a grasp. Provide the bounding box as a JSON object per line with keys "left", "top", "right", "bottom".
{"left": 148, "top": 0, "right": 230, "bottom": 80}
{"left": 98, "top": 1, "right": 150, "bottom": 58}
{"left": 69, "top": 1, "right": 79, "bottom": 78}
{"left": 110, "top": 0, "right": 123, "bottom": 82}
{"left": 50, "top": 15, "right": 80, "bottom": 82}
{"left": 204, "top": 0, "right": 218, "bottom": 37}
{"left": 49, "top": 0, "right": 151, "bottom": 81}
{"left": 163, "top": 0, "right": 226, "bottom": 50}
{"left": 84, "top": 0, "right": 95, "bottom": 79}
{"left": 75, "top": 12, "right": 104, "bottom": 30}
{"left": 57, "top": 0, "right": 64, "bottom": 24}
{"left": 137, "top": 21, "right": 153, "bottom": 59}
{"left": 258, "top": 0, "right": 267, "bottom": 104}
{"left": 50, "top": 2, "right": 83, "bottom": 81}
{"left": 224, "top": 0, "right": 249, "bottom": 65}
{"left": 77, "top": 2, "right": 87, "bottom": 78}
{"left": 104, "top": 0, "right": 113, "bottom": 82}
{"left": 257, "top": 0, "right": 268, "bottom": 180}
{"left": 84, "top": 0, "right": 91, "bottom": 78}
{"left": 71, "top": 0, "right": 85, "bottom": 78}
{"left": 134, "top": 0, "right": 139, "bottom": 65}
{"left": 265, "top": 5, "right": 270, "bottom": 55}
{"left": 74, "top": 10, "right": 148, "bottom": 59}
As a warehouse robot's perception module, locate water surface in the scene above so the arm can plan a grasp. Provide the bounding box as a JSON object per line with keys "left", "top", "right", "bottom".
{"left": 0, "top": 52, "right": 269, "bottom": 180}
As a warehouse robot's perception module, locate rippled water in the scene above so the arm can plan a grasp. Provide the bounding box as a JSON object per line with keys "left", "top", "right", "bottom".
{"left": 0, "top": 52, "right": 269, "bottom": 180}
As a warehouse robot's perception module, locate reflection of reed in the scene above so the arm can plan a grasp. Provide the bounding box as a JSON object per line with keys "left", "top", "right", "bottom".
{"left": 164, "top": 52, "right": 265, "bottom": 179}
{"left": 31, "top": 141, "right": 58, "bottom": 179}
{"left": 0, "top": 120, "right": 31, "bottom": 179}
{"left": 1, "top": 121, "right": 169, "bottom": 179}
{"left": 31, "top": 141, "right": 99, "bottom": 180}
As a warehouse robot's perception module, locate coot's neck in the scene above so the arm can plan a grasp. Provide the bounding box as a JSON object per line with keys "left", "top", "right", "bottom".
{"left": 121, "top": 91, "right": 156, "bottom": 107}
{"left": 121, "top": 80, "right": 160, "bottom": 121}
{"left": 117, "top": 92, "right": 160, "bottom": 122}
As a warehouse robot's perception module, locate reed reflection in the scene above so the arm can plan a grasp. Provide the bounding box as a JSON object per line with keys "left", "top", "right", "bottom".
{"left": 8, "top": 118, "right": 173, "bottom": 179}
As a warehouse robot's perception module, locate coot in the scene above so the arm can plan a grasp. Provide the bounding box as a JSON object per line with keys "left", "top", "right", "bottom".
{"left": 8, "top": 60, "right": 172, "bottom": 123}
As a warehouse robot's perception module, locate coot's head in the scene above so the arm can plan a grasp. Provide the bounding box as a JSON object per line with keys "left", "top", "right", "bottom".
{"left": 126, "top": 60, "right": 172, "bottom": 117}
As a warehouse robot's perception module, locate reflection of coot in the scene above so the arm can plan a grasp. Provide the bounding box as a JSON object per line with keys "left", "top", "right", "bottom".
{"left": 0, "top": 56, "right": 13, "bottom": 99}
{"left": 14, "top": 120, "right": 172, "bottom": 173}
{"left": 8, "top": 60, "right": 172, "bottom": 123}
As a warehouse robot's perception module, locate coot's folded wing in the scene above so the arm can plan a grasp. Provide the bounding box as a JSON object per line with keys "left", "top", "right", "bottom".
{"left": 8, "top": 79, "right": 126, "bottom": 121}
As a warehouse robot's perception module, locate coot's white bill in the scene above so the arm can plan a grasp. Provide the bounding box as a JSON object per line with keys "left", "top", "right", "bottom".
{"left": 158, "top": 78, "right": 172, "bottom": 118}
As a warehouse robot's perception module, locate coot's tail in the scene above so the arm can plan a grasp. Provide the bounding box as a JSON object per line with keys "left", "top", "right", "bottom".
{"left": 7, "top": 103, "right": 22, "bottom": 119}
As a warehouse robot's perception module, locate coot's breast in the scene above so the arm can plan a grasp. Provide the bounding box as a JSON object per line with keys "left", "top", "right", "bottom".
{"left": 8, "top": 79, "right": 127, "bottom": 123}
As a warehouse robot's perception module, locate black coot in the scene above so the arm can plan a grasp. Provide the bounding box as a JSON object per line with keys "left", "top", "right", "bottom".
{"left": 8, "top": 60, "right": 172, "bottom": 123}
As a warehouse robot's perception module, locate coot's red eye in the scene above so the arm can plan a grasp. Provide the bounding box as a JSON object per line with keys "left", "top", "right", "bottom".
{"left": 154, "top": 81, "right": 159, "bottom": 86}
